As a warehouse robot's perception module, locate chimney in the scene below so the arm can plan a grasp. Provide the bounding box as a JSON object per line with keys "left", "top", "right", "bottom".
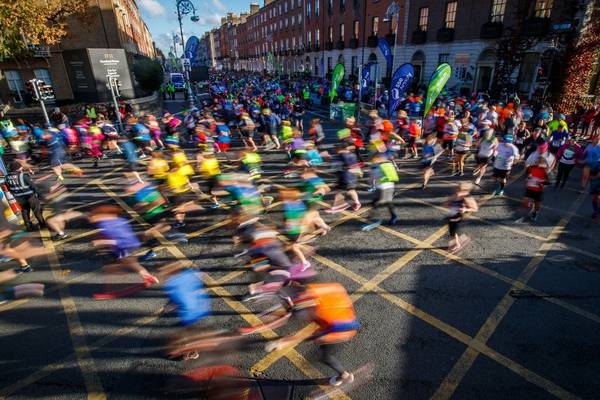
{"left": 250, "top": 3, "right": 260, "bottom": 14}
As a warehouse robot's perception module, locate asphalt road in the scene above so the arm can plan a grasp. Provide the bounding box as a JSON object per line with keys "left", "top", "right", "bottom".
{"left": 0, "top": 102, "right": 599, "bottom": 400}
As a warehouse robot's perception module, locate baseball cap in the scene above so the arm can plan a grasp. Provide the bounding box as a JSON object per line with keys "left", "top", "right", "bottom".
{"left": 503, "top": 134, "right": 514, "bottom": 143}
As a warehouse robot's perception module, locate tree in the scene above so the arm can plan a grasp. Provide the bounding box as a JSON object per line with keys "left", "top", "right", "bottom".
{"left": 0, "top": 0, "right": 89, "bottom": 61}
{"left": 557, "top": 0, "right": 600, "bottom": 110}
{"left": 133, "top": 58, "right": 164, "bottom": 93}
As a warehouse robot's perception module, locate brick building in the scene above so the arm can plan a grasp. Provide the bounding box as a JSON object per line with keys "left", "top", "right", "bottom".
{"left": 208, "top": 0, "right": 590, "bottom": 100}
{"left": 0, "top": 0, "right": 156, "bottom": 106}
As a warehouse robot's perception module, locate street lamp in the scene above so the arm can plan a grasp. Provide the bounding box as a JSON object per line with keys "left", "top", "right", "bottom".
{"left": 176, "top": 0, "right": 198, "bottom": 109}
{"left": 383, "top": 1, "right": 401, "bottom": 77}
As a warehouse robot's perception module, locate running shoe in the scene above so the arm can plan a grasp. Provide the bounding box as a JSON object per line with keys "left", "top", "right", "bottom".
{"left": 361, "top": 220, "right": 382, "bottom": 231}
{"left": 139, "top": 250, "right": 157, "bottom": 262}
{"left": 51, "top": 232, "right": 69, "bottom": 241}
{"left": 15, "top": 265, "right": 33, "bottom": 274}
{"left": 325, "top": 203, "right": 349, "bottom": 214}
{"left": 329, "top": 373, "right": 354, "bottom": 387}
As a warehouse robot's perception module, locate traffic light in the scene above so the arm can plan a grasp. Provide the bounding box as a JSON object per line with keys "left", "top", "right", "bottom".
{"left": 36, "top": 80, "right": 54, "bottom": 100}
{"left": 26, "top": 80, "right": 38, "bottom": 99}
{"left": 26, "top": 79, "right": 54, "bottom": 101}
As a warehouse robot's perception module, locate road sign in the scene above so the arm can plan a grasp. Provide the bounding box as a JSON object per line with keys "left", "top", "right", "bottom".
{"left": 182, "top": 58, "right": 191, "bottom": 71}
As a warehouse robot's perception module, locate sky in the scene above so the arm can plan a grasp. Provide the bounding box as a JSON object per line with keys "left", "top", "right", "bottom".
{"left": 137, "top": 0, "right": 252, "bottom": 55}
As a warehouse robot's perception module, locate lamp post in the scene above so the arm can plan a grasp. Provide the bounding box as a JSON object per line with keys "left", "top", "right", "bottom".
{"left": 383, "top": 1, "right": 401, "bottom": 77}
{"left": 176, "top": 0, "right": 198, "bottom": 109}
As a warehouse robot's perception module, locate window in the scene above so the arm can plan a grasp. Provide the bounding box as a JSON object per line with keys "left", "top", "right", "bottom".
{"left": 298, "top": 14, "right": 302, "bottom": 25}
{"left": 445, "top": 2, "right": 457, "bottom": 29}
{"left": 307, "top": 2, "right": 311, "bottom": 17}
{"left": 328, "top": 0, "right": 333, "bottom": 14}
{"left": 490, "top": 0, "right": 506, "bottom": 22}
{"left": 328, "top": 26, "right": 333, "bottom": 42}
{"left": 4, "top": 70, "right": 24, "bottom": 102}
{"left": 291, "top": 15, "right": 295, "bottom": 27}
{"left": 372, "top": 16, "right": 379, "bottom": 35}
{"left": 34, "top": 68, "right": 53, "bottom": 86}
{"left": 285, "top": 18, "right": 288, "bottom": 28}
{"left": 4, "top": 70, "right": 24, "bottom": 92}
{"left": 307, "top": 31, "right": 312, "bottom": 45}
{"left": 340, "top": 23, "right": 345, "bottom": 41}
{"left": 353, "top": 20, "right": 359, "bottom": 38}
{"left": 316, "top": 28, "right": 320, "bottom": 45}
{"left": 279, "top": 4, "right": 282, "bottom": 14}
{"left": 284, "top": 1, "right": 288, "bottom": 13}
{"left": 438, "top": 53, "right": 449, "bottom": 63}
{"left": 340, "top": 0, "right": 346, "bottom": 11}
{"left": 534, "top": 0, "right": 553, "bottom": 18}
{"left": 419, "top": 7, "right": 429, "bottom": 31}
{"left": 315, "top": 0, "right": 319, "bottom": 16}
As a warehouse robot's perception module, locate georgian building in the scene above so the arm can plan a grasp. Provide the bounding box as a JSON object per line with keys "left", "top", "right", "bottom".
{"left": 0, "top": 0, "right": 156, "bottom": 106}
{"left": 210, "top": 0, "right": 590, "bottom": 100}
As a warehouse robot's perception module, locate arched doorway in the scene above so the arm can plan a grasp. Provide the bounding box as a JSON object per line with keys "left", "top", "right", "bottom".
{"left": 475, "top": 48, "right": 496, "bottom": 92}
{"left": 411, "top": 50, "right": 425, "bottom": 84}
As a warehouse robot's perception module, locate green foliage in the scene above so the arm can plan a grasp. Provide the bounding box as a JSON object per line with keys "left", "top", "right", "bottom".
{"left": 133, "top": 58, "right": 164, "bottom": 92}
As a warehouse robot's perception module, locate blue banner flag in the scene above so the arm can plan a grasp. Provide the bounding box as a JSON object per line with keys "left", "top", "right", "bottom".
{"left": 184, "top": 36, "right": 200, "bottom": 66}
{"left": 388, "top": 63, "right": 415, "bottom": 116}
{"left": 361, "top": 62, "right": 375, "bottom": 91}
{"left": 377, "top": 38, "right": 392, "bottom": 74}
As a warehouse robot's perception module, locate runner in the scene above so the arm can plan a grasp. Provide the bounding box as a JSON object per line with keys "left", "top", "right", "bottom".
{"left": 492, "top": 134, "right": 520, "bottom": 196}
{"left": 445, "top": 182, "right": 478, "bottom": 252}
{"left": 473, "top": 127, "right": 498, "bottom": 186}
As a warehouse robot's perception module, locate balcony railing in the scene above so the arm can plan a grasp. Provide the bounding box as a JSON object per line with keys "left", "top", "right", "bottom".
{"left": 325, "top": 41, "right": 333, "bottom": 50}
{"left": 480, "top": 22, "right": 504, "bottom": 39}
{"left": 367, "top": 35, "right": 378, "bottom": 47}
{"left": 349, "top": 38, "right": 359, "bottom": 49}
{"left": 412, "top": 29, "right": 427, "bottom": 44}
{"left": 523, "top": 17, "right": 551, "bottom": 37}
{"left": 436, "top": 27, "right": 455, "bottom": 42}
{"left": 336, "top": 40, "right": 345, "bottom": 50}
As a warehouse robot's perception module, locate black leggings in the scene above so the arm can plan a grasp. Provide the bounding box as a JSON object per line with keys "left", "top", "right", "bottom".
{"left": 16, "top": 194, "right": 45, "bottom": 229}
{"left": 448, "top": 215, "right": 462, "bottom": 237}
{"left": 555, "top": 163, "right": 575, "bottom": 188}
{"left": 320, "top": 343, "right": 346, "bottom": 375}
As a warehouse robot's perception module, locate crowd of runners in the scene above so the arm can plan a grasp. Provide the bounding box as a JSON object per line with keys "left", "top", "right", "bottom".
{"left": 0, "top": 71, "right": 599, "bottom": 396}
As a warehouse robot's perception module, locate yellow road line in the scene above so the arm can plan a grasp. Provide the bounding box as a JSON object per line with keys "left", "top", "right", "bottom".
{"left": 97, "top": 183, "right": 351, "bottom": 400}
{"left": 430, "top": 193, "right": 586, "bottom": 400}
{"left": 311, "top": 248, "right": 581, "bottom": 400}
{"left": 38, "top": 229, "right": 106, "bottom": 400}
{"left": 334, "top": 211, "right": 600, "bottom": 326}
{"left": 252, "top": 225, "right": 447, "bottom": 374}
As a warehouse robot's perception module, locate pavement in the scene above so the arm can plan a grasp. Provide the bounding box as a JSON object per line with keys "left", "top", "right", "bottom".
{"left": 0, "top": 105, "right": 599, "bottom": 400}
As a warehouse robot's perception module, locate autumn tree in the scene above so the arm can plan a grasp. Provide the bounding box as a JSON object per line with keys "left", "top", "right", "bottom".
{"left": 0, "top": 0, "right": 89, "bottom": 61}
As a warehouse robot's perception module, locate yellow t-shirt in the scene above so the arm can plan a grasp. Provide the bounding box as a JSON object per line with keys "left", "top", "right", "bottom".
{"left": 167, "top": 164, "right": 194, "bottom": 193}
{"left": 199, "top": 158, "right": 220, "bottom": 177}
{"left": 148, "top": 158, "right": 169, "bottom": 180}
{"left": 171, "top": 151, "right": 188, "bottom": 166}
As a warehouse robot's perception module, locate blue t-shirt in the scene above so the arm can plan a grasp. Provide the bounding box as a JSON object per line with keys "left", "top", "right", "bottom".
{"left": 586, "top": 145, "right": 600, "bottom": 166}
{"left": 97, "top": 217, "right": 140, "bottom": 251}
{"left": 164, "top": 269, "right": 211, "bottom": 326}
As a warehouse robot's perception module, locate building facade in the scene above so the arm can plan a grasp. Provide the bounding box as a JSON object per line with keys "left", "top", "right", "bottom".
{"left": 0, "top": 0, "right": 155, "bottom": 106}
{"left": 208, "top": 0, "right": 588, "bottom": 100}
